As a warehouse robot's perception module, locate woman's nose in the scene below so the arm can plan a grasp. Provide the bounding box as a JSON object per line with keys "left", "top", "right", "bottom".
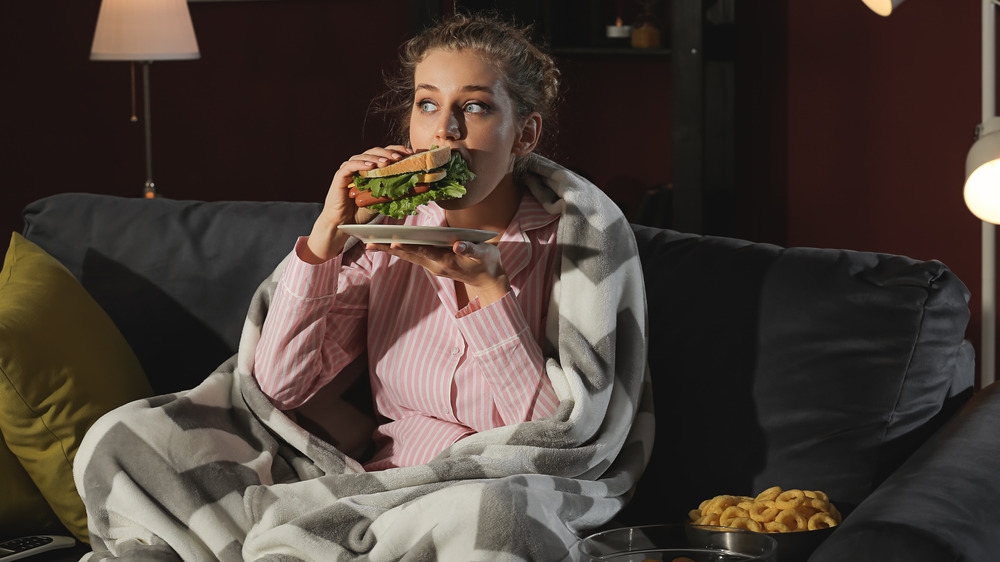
{"left": 435, "top": 109, "right": 462, "bottom": 141}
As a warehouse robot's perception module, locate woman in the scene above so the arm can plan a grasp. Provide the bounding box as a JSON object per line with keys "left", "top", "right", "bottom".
{"left": 253, "top": 14, "right": 564, "bottom": 471}
{"left": 76, "top": 13, "right": 651, "bottom": 561}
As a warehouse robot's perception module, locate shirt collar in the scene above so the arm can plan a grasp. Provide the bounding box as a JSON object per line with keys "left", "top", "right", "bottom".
{"left": 498, "top": 193, "right": 558, "bottom": 282}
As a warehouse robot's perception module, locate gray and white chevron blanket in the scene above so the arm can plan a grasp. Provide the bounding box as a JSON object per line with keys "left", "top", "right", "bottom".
{"left": 74, "top": 156, "right": 653, "bottom": 561}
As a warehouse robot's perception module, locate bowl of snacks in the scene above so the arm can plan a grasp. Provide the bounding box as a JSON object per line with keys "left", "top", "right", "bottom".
{"left": 575, "top": 523, "right": 778, "bottom": 561}
{"left": 686, "top": 487, "right": 841, "bottom": 562}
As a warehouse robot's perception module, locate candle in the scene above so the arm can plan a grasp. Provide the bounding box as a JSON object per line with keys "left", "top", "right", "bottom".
{"left": 606, "top": 17, "right": 632, "bottom": 39}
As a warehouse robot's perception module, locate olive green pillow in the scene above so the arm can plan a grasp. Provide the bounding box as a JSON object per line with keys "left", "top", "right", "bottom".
{"left": 0, "top": 434, "right": 63, "bottom": 537}
{"left": 0, "top": 233, "right": 153, "bottom": 542}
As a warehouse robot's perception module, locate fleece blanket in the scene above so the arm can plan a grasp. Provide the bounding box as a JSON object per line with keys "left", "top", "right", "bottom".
{"left": 74, "top": 156, "right": 654, "bottom": 562}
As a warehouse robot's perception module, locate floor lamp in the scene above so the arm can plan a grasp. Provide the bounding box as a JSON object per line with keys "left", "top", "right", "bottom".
{"left": 964, "top": 0, "right": 1000, "bottom": 388}
{"left": 90, "top": 0, "right": 200, "bottom": 198}
{"left": 860, "top": 0, "right": 906, "bottom": 17}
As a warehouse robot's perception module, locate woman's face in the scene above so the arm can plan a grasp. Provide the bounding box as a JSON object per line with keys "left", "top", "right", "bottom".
{"left": 409, "top": 48, "right": 533, "bottom": 209}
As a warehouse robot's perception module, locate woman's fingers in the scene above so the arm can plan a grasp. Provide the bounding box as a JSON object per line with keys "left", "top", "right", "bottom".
{"left": 385, "top": 144, "right": 413, "bottom": 155}
{"left": 334, "top": 145, "right": 415, "bottom": 194}
{"left": 331, "top": 144, "right": 415, "bottom": 207}
{"left": 348, "top": 146, "right": 413, "bottom": 168}
{"left": 453, "top": 240, "right": 484, "bottom": 260}
{"left": 337, "top": 159, "right": 375, "bottom": 176}
{"left": 367, "top": 241, "right": 502, "bottom": 283}
{"left": 367, "top": 241, "right": 511, "bottom": 306}
{"left": 366, "top": 243, "right": 453, "bottom": 275}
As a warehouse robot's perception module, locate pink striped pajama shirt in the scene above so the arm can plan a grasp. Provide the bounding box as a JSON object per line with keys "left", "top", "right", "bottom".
{"left": 254, "top": 194, "right": 561, "bottom": 470}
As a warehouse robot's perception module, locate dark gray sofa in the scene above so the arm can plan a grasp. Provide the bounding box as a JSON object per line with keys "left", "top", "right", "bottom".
{"left": 10, "top": 192, "right": 1000, "bottom": 561}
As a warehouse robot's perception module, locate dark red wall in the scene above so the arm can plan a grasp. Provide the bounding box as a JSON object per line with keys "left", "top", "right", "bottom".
{"left": 0, "top": 0, "right": 990, "bottom": 382}
{"left": 785, "top": 1, "right": 984, "bottom": 382}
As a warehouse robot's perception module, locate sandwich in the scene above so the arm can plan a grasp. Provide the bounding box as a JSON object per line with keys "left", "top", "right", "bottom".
{"left": 349, "top": 146, "right": 475, "bottom": 219}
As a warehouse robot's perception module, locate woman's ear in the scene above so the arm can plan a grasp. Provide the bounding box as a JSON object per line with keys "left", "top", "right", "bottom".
{"left": 513, "top": 112, "right": 543, "bottom": 156}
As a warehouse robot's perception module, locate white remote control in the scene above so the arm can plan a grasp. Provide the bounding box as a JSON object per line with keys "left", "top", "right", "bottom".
{"left": 0, "top": 536, "right": 75, "bottom": 560}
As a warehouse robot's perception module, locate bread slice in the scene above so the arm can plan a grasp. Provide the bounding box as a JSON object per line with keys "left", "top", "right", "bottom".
{"left": 359, "top": 146, "right": 451, "bottom": 178}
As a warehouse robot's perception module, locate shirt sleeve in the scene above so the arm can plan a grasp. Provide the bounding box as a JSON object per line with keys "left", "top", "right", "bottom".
{"left": 454, "top": 291, "right": 560, "bottom": 424}
{"left": 253, "top": 237, "right": 369, "bottom": 410}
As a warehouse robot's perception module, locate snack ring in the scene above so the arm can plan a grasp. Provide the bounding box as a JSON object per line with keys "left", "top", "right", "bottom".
{"left": 775, "top": 509, "right": 807, "bottom": 531}
{"left": 696, "top": 513, "right": 721, "bottom": 526}
{"left": 720, "top": 505, "right": 749, "bottom": 526}
{"left": 704, "top": 495, "right": 740, "bottom": 515}
{"left": 808, "top": 512, "right": 838, "bottom": 530}
{"left": 727, "top": 517, "right": 763, "bottom": 533}
{"left": 755, "top": 486, "right": 782, "bottom": 503}
{"left": 749, "top": 502, "right": 779, "bottom": 523}
{"left": 804, "top": 489, "right": 829, "bottom": 502}
{"left": 775, "top": 489, "right": 806, "bottom": 510}
{"left": 796, "top": 505, "right": 818, "bottom": 519}
{"left": 765, "top": 520, "right": 791, "bottom": 533}
{"left": 805, "top": 496, "right": 831, "bottom": 512}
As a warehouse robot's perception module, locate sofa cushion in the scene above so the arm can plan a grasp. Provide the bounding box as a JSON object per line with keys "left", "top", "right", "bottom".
{"left": 753, "top": 246, "right": 973, "bottom": 508}
{"left": 0, "top": 233, "right": 153, "bottom": 542}
{"left": 619, "top": 226, "right": 973, "bottom": 526}
{"left": 22, "top": 194, "right": 323, "bottom": 394}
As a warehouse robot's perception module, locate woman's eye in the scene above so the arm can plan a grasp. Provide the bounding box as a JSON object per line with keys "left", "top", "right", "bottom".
{"left": 464, "top": 102, "right": 488, "bottom": 114}
{"left": 418, "top": 100, "right": 437, "bottom": 113}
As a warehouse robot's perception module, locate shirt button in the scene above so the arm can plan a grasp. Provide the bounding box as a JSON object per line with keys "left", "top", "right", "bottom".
{"left": 450, "top": 347, "right": 461, "bottom": 356}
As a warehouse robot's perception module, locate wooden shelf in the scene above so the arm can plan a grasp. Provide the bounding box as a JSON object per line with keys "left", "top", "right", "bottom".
{"left": 550, "top": 47, "right": 671, "bottom": 58}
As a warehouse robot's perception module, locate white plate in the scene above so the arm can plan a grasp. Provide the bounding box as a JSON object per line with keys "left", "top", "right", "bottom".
{"left": 338, "top": 225, "right": 499, "bottom": 246}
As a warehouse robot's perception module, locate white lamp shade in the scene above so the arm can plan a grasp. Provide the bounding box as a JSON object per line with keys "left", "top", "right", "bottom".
{"left": 862, "top": 0, "right": 906, "bottom": 17}
{"left": 965, "top": 117, "right": 1000, "bottom": 224}
{"left": 91, "top": 0, "right": 200, "bottom": 61}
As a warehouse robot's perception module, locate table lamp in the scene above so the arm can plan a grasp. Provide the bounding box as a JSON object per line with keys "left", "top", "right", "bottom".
{"left": 90, "top": 0, "right": 200, "bottom": 198}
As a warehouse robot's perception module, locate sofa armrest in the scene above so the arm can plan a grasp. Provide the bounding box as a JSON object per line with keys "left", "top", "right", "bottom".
{"left": 811, "top": 381, "right": 1000, "bottom": 562}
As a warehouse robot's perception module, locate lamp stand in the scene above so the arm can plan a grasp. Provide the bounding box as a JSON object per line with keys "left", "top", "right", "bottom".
{"left": 983, "top": 224, "right": 994, "bottom": 387}
{"left": 141, "top": 61, "right": 157, "bottom": 198}
{"left": 981, "top": 0, "right": 996, "bottom": 387}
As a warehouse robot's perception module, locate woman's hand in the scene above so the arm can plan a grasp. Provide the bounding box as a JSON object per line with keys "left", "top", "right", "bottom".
{"left": 304, "top": 145, "right": 413, "bottom": 264}
{"left": 368, "top": 240, "right": 511, "bottom": 306}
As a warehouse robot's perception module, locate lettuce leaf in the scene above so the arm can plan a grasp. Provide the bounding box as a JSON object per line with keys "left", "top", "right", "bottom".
{"left": 442, "top": 150, "right": 475, "bottom": 184}
{"left": 355, "top": 171, "right": 421, "bottom": 199}
{"left": 367, "top": 181, "right": 467, "bottom": 219}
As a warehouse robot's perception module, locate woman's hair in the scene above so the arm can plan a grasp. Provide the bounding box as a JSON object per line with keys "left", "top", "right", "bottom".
{"left": 379, "top": 12, "right": 561, "bottom": 174}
